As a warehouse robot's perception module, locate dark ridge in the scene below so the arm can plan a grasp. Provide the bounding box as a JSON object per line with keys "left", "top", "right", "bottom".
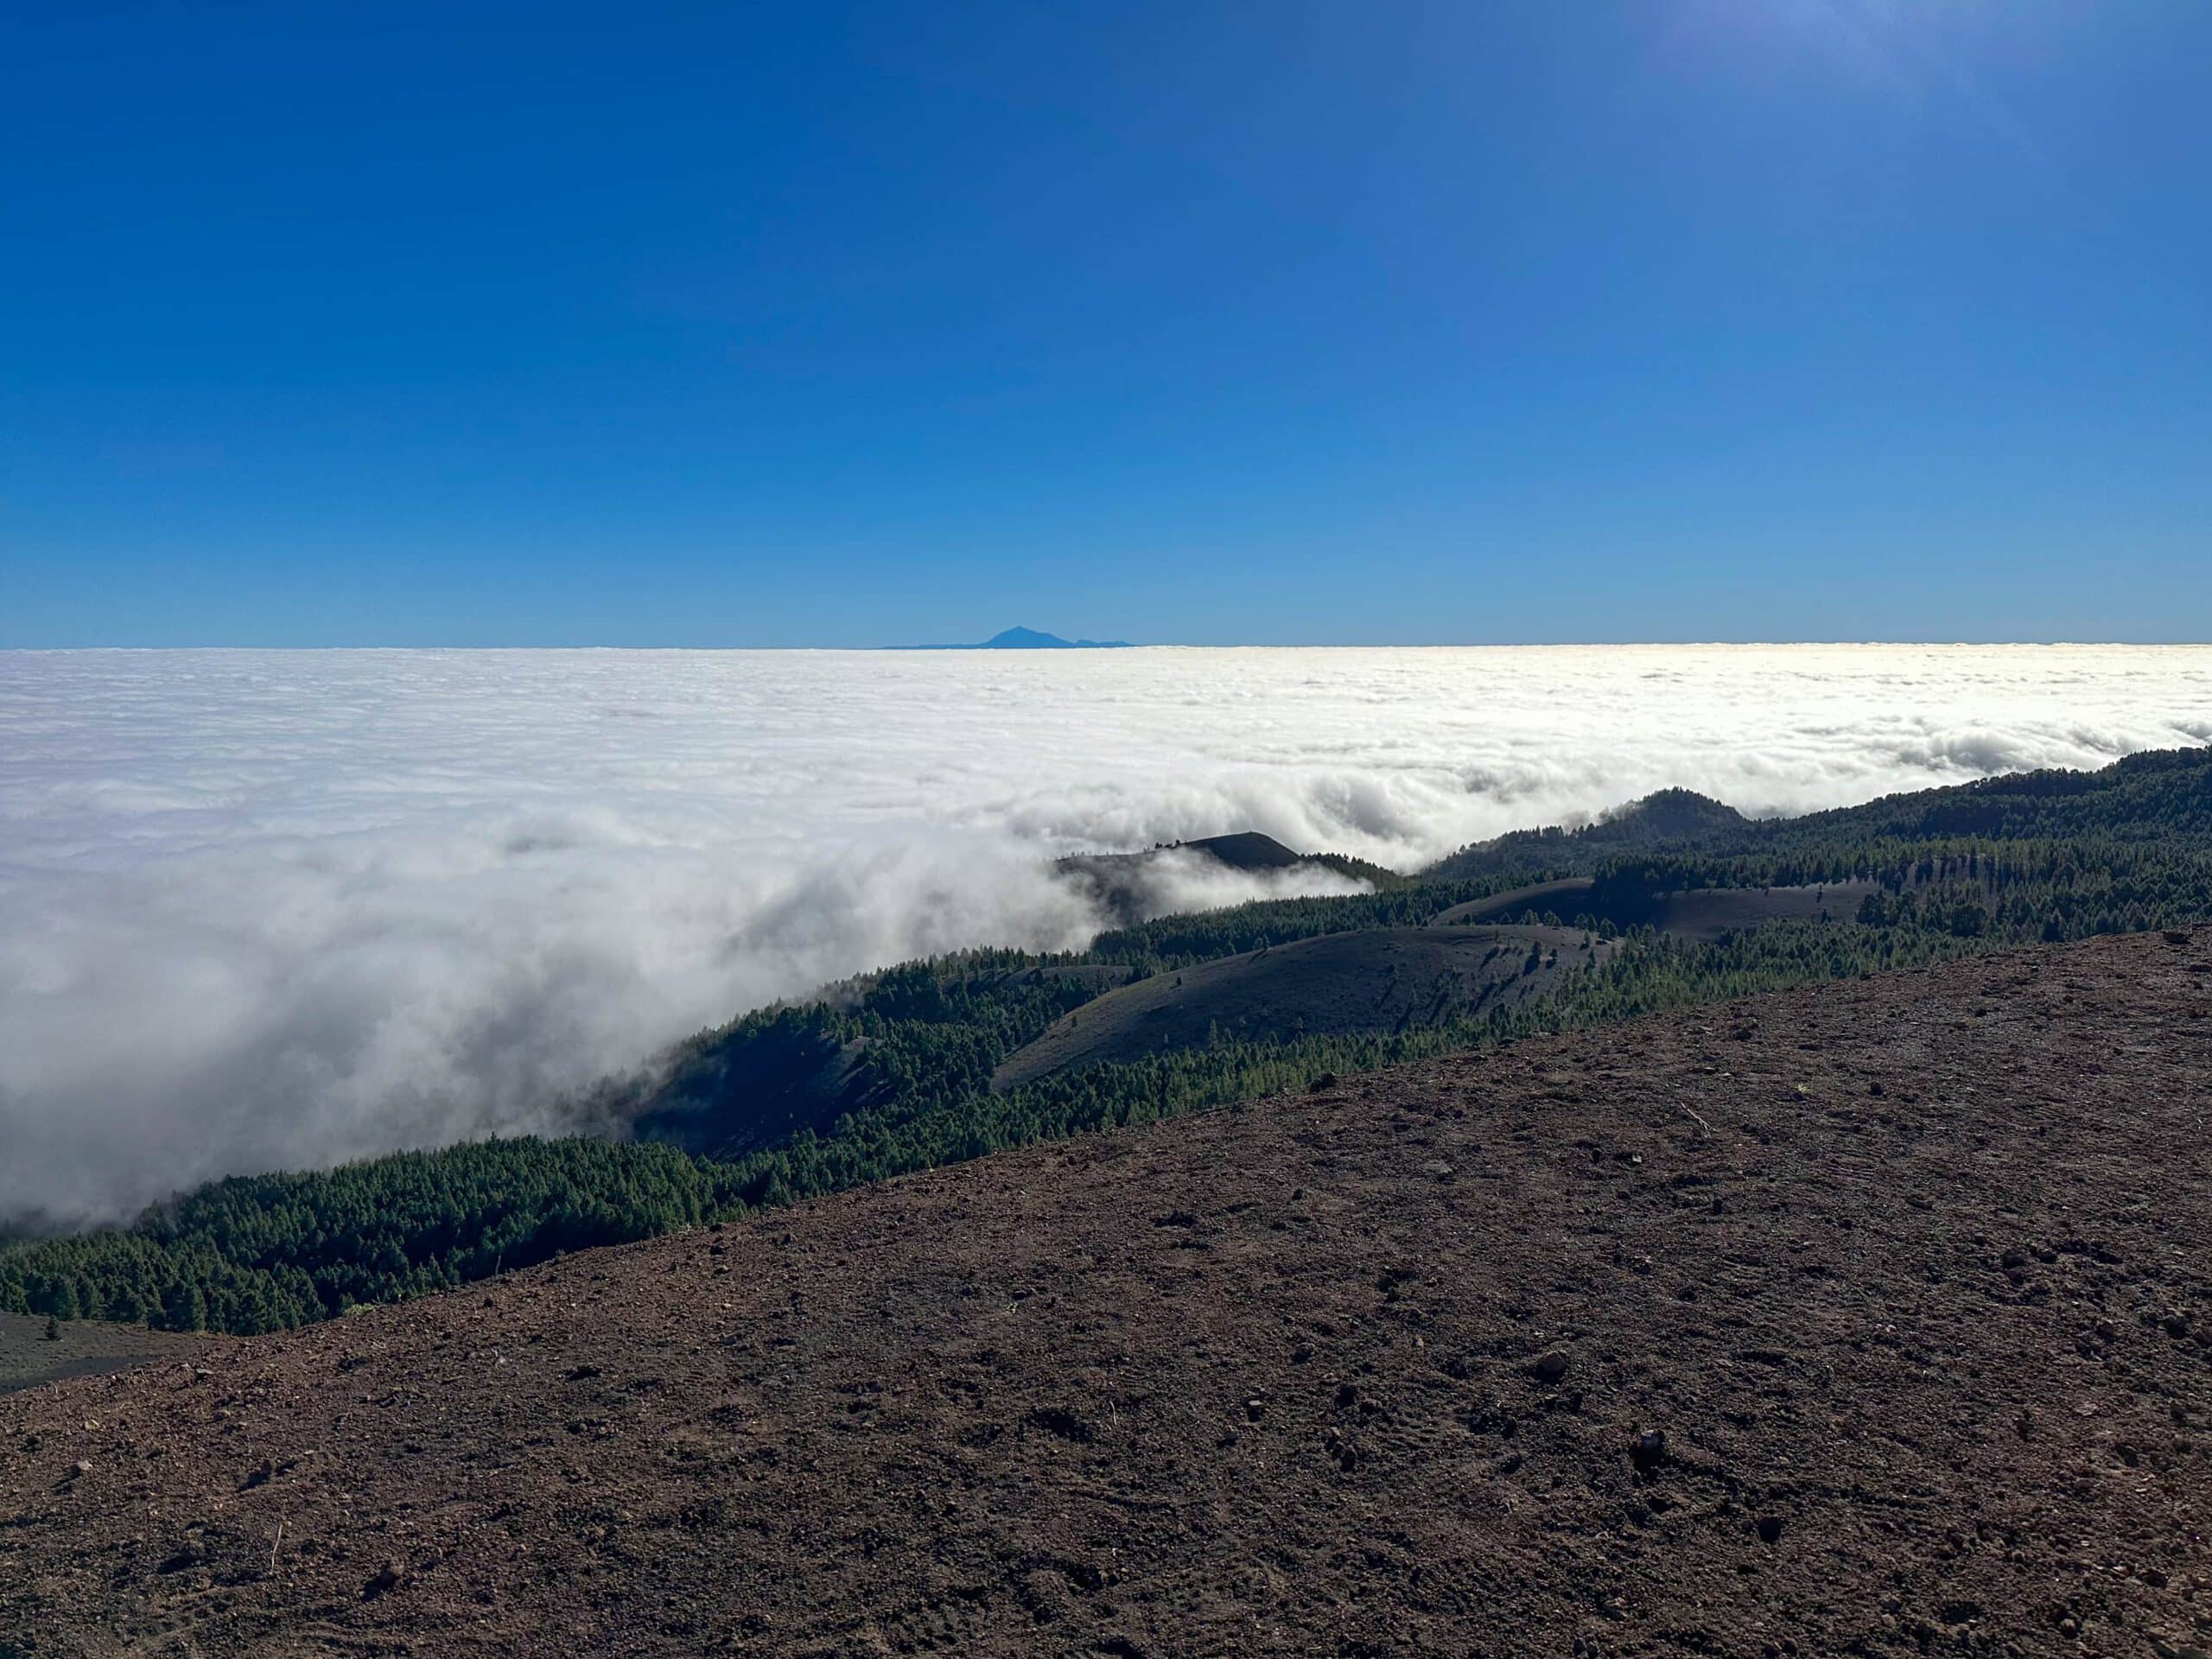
{"left": 1171, "top": 830, "right": 1300, "bottom": 869}
{"left": 629, "top": 1017, "right": 887, "bottom": 1162}
{"left": 1426, "top": 743, "right": 2212, "bottom": 880}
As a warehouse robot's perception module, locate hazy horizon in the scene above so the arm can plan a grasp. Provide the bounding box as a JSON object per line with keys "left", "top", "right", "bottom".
{"left": 13, "top": 635, "right": 2212, "bottom": 652}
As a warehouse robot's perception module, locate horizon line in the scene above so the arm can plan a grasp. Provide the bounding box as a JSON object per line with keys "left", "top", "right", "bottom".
{"left": 6, "top": 639, "right": 2212, "bottom": 654}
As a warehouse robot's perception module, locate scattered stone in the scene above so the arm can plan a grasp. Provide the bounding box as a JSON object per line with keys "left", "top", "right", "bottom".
{"left": 1630, "top": 1428, "right": 1668, "bottom": 1471}
{"left": 364, "top": 1560, "right": 407, "bottom": 1599}
{"left": 1756, "top": 1516, "right": 1784, "bottom": 1545}
{"left": 1527, "top": 1349, "right": 1571, "bottom": 1384}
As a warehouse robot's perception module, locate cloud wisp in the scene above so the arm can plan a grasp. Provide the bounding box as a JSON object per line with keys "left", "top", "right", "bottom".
{"left": 2, "top": 643, "right": 2206, "bottom": 1225}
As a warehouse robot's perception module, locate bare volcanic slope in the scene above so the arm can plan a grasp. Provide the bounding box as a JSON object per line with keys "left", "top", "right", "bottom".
{"left": 1423, "top": 876, "right": 1602, "bottom": 926}
{"left": 992, "top": 924, "right": 1610, "bottom": 1091}
{"left": 1427, "top": 880, "right": 1880, "bottom": 944}
{"left": 0, "top": 1314, "right": 206, "bottom": 1400}
{"left": 4, "top": 933, "right": 2210, "bottom": 1659}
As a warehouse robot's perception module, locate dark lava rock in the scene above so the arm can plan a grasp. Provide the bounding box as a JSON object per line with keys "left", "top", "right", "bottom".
{"left": 1526, "top": 1349, "right": 1571, "bottom": 1384}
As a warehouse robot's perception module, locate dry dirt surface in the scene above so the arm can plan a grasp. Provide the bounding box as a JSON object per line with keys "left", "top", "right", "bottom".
{"left": 4, "top": 932, "right": 2210, "bottom": 1659}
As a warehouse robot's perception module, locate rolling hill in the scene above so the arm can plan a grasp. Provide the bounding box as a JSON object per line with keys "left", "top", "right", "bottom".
{"left": 634, "top": 962, "right": 1145, "bottom": 1159}
{"left": 992, "top": 924, "right": 1610, "bottom": 1090}
{"left": 628, "top": 1020, "right": 884, "bottom": 1162}
{"left": 4, "top": 931, "right": 2205, "bottom": 1657}
{"left": 1424, "top": 788, "right": 1753, "bottom": 880}
{"left": 1053, "top": 831, "right": 1404, "bottom": 925}
{"left": 1426, "top": 745, "right": 2212, "bottom": 881}
{"left": 1424, "top": 875, "right": 1879, "bottom": 943}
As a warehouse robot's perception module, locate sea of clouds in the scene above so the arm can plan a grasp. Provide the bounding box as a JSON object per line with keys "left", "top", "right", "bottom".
{"left": 3, "top": 643, "right": 2207, "bottom": 1226}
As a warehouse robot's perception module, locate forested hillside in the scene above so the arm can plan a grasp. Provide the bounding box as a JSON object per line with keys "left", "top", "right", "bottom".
{"left": 6, "top": 745, "right": 2208, "bottom": 1336}
{"left": 1427, "top": 744, "right": 2212, "bottom": 879}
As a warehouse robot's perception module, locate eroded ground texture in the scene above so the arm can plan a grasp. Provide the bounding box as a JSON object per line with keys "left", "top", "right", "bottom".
{"left": 3, "top": 932, "right": 2209, "bottom": 1658}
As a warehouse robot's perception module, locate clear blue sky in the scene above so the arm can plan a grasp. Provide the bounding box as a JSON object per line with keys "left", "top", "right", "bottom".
{"left": 4, "top": 2, "right": 2207, "bottom": 645}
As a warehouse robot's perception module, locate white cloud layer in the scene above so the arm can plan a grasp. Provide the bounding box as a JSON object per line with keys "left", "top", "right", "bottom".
{"left": 3, "top": 644, "right": 2206, "bottom": 1225}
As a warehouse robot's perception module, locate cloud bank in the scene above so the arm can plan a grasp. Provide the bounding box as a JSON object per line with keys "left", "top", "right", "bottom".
{"left": 2, "top": 644, "right": 2206, "bottom": 1225}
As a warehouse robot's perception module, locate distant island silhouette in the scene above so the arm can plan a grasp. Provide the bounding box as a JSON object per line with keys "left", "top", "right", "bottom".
{"left": 889, "top": 626, "right": 1134, "bottom": 651}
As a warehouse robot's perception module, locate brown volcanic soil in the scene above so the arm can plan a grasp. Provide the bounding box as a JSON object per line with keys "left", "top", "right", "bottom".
{"left": 4, "top": 933, "right": 2211, "bottom": 1658}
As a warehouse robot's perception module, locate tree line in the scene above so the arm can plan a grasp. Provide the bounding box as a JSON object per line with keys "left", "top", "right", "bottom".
{"left": 7, "top": 746, "right": 2209, "bottom": 1335}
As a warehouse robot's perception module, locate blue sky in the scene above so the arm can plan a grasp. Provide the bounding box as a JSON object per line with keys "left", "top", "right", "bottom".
{"left": 3, "top": 1, "right": 2207, "bottom": 645}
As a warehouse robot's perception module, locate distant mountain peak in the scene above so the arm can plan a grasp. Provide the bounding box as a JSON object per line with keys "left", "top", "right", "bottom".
{"left": 892, "top": 626, "right": 1135, "bottom": 651}
{"left": 981, "top": 626, "right": 1132, "bottom": 650}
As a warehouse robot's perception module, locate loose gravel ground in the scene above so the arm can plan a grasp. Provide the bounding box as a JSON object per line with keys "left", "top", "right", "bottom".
{"left": 3, "top": 931, "right": 2209, "bottom": 1658}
